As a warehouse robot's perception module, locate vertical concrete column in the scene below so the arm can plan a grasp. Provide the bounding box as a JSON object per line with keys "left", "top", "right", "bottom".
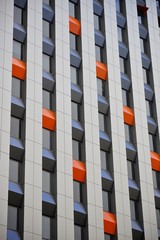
{"left": 55, "top": 0, "right": 74, "bottom": 239}
{"left": 125, "top": 0, "right": 158, "bottom": 239}
{"left": 23, "top": 0, "right": 42, "bottom": 239}
{"left": 0, "top": 0, "right": 13, "bottom": 239}
{"left": 81, "top": 0, "right": 104, "bottom": 239}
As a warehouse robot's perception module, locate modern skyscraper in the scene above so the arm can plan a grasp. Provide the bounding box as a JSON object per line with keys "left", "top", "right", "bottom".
{"left": 0, "top": 0, "right": 160, "bottom": 239}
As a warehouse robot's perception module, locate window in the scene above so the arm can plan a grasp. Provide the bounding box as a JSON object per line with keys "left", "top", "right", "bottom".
{"left": 127, "top": 160, "right": 134, "bottom": 180}
{"left": 99, "top": 113, "right": 105, "bottom": 132}
{"left": 157, "top": 0, "right": 160, "bottom": 8}
{"left": 42, "top": 170, "right": 52, "bottom": 193}
{"left": 95, "top": 45, "right": 102, "bottom": 61}
{"left": 74, "top": 225, "right": 83, "bottom": 240}
{"left": 102, "top": 190, "right": 110, "bottom": 211}
{"left": 94, "top": 14, "right": 100, "bottom": 30}
{"left": 13, "top": 40, "right": 22, "bottom": 60}
{"left": 145, "top": 100, "right": 152, "bottom": 117}
{"left": 122, "top": 89, "right": 129, "bottom": 106}
{"left": 43, "top": 90, "right": 51, "bottom": 109}
{"left": 14, "top": 6, "right": 22, "bottom": 24}
{"left": 9, "top": 160, "right": 19, "bottom": 183}
{"left": 104, "top": 234, "right": 111, "bottom": 240}
{"left": 11, "top": 117, "right": 21, "bottom": 139}
{"left": 152, "top": 170, "right": 159, "bottom": 189}
{"left": 124, "top": 124, "right": 131, "bottom": 142}
{"left": 119, "top": 57, "right": 125, "bottom": 73}
{"left": 7, "top": 206, "right": 19, "bottom": 231}
{"left": 138, "top": 15, "right": 142, "bottom": 24}
{"left": 72, "top": 101, "right": 79, "bottom": 121}
{"left": 73, "top": 181, "right": 82, "bottom": 202}
{"left": 42, "top": 215, "right": 52, "bottom": 240}
{"left": 149, "top": 133, "right": 156, "bottom": 152}
{"left": 140, "top": 39, "right": 144, "bottom": 53}
{"left": 97, "top": 78, "right": 105, "bottom": 96}
{"left": 69, "top": 1, "right": 76, "bottom": 18}
{"left": 117, "top": 27, "right": 123, "bottom": 42}
{"left": 43, "top": 20, "right": 50, "bottom": 37}
{"left": 43, "top": 129, "right": 51, "bottom": 150}
{"left": 12, "top": 77, "right": 21, "bottom": 98}
{"left": 156, "top": 208, "right": 160, "bottom": 228}
{"left": 100, "top": 150, "right": 109, "bottom": 170}
{"left": 115, "top": 0, "right": 121, "bottom": 12}
{"left": 130, "top": 200, "right": 137, "bottom": 220}
{"left": 71, "top": 66, "right": 78, "bottom": 84}
{"left": 72, "top": 140, "right": 81, "bottom": 160}
{"left": 43, "top": 54, "right": 50, "bottom": 72}
{"left": 143, "top": 68, "right": 148, "bottom": 83}
{"left": 70, "top": 33, "right": 77, "bottom": 50}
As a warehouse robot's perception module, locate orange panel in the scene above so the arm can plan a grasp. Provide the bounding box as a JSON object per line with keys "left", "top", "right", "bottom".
{"left": 12, "top": 58, "right": 26, "bottom": 80}
{"left": 123, "top": 106, "right": 134, "bottom": 126}
{"left": 42, "top": 108, "right": 56, "bottom": 131}
{"left": 69, "top": 16, "right": 81, "bottom": 35}
{"left": 96, "top": 61, "right": 108, "bottom": 80}
{"left": 103, "top": 211, "right": 116, "bottom": 235}
{"left": 151, "top": 151, "right": 160, "bottom": 171}
{"left": 73, "top": 160, "right": 86, "bottom": 183}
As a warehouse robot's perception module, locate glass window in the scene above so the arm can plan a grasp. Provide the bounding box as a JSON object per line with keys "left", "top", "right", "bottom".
{"left": 117, "top": 27, "right": 123, "bottom": 42}
{"left": 95, "top": 45, "right": 102, "bottom": 61}
{"left": 94, "top": 14, "right": 100, "bottom": 30}
{"left": 138, "top": 15, "right": 142, "bottom": 24}
{"left": 140, "top": 39, "right": 144, "bottom": 52}
{"left": 43, "top": 54, "right": 50, "bottom": 72}
{"left": 97, "top": 78, "right": 105, "bottom": 96}
{"left": 73, "top": 181, "right": 82, "bottom": 202}
{"left": 69, "top": 1, "right": 76, "bottom": 18}
{"left": 42, "top": 170, "right": 51, "bottom": 193}
{"left": 43, "top": 0, "right": 50, "bottom": 4}
{"left": 102, "top": 190, "right": 109, "bottom": 211}
{"left": 152, "top": 170, "right": 158, "bottom": 189}
{"left": 42, "top": 215, "right": 52, "bottom": 240}
{"left": 43, "top": 20, "right": 50, "bottom": 37}
{"left": 99, "top": 113, "right": 105, "bottom": 132}
{"left": 100, "top": 150, "right": 109, "bottom": 170}
{"left": 13, "top": 40, "right": 22, "bottom": 60}
{"left": 143, "top": 68, "right": 148, "bottom": 83}
{"left": 10, "top": 117, "right": 21, "bottom": 139}
{"left": 72, "top": 140, "right": 81, "bottom": 160}
{"left": 115, "top": 0, "right": 121, "bottom": 12}
{"left": 72, "top": 101, "right": 79, "bottom": 121}
{"left": 71, "top": 66, "right": 78, "bottom": 84}
{"left": 124, "top": 124, "right": 131, "bottom": 142}
{"left": 145, "top": 100, "right": 152, "bottom": 117}
{"left": 149, "top": 134, "right": 156, "bottom": 152}
{"left": 119, "top": 57, "right": 125, "bottom": 73}
{"left": 43, "top": 129, "right": 51, "bottom": 150}
{"left": 12, "top": 77, "right": 21, "bottom": 98}
{"left": 43, "top": 90, "right": 51, "bottom": 109}
{"left": 14, "top": 6, "right": 22, "bottom": 24}
{"left": 70, "top": 33, "right": 77, "bottom": 50}
{"left": 122, "top": 89, "right": 129, "bottom": 106}
{"left": 127, "top": 160, "right": 134, "bottom": 180}
{"left": 156, "top": 208, "right": 160, "bottom": 228}
{"left": 130, "top": 200, "right": 136, "bottom": 220}
{"left": 74, "top": 225, "right": 82, "bottom": 240}
{"left": 104, "top": 234, "right": 111, "bottom": 240}
{"left": 9, "top": 160, "right": 19, "bottom": 183}
{"left": 7, "top": 206, "right": 18, "bottom": 231}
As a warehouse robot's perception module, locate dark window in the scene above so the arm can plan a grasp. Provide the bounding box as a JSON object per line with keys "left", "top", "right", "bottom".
{"left": 72, "top": 140, "right": 81, "bottom": 160}
{"left": 14, "top": 6, "right": 22, "bottom": 24}
{"left": 42, "top": 215, "right": 52, "bottom": 240}
{"left": 102, "top": 190, "right": 110, "bottom": 211}
{"left": 124, "top": 124, "right": 131, "bottom": 142}
{"left": 127, "top": 160, "right": 134, "bottom": 180}
{"left": 152, "top": 170, "right": 159, "bottom": 189}
{"left": 145, "top": 100, "right": 152, "bottom": 117}
{"left": 43, "top": 54, "right": 50, "bottom": 72}
{"left": 11, "top": 117, "right": 21, "bottom": 139}
{"left": 69, "top": 1, "right": 76, "bottom": 18}
{"left": 99, "top": 113, "right": 105, "bottom": 132}
{"left": 13, "top": 40, "right": 22, "bottom": 60}
{"left": 43, "top": 90, "right": 51, "bottom": 109}
{"left": 42, "top": 170, "right": 52, "bottom": 193}
{"left": 157, "top": 0, "right": 160, "bottom": 8}
{"left": 43, "top": 20, "right": 50, "bottom": 37}
{"left": 97, "top": 78, "right": 105, "bottom": 96}
{"left": 143, "top": 68, "right": 148, "bottom": 83}
{"left": 95, "top": 45, "right": 102, "bottom": 62}
{"left": 12, "top": 77, "right": 21, "bottom": 98}
{"left": 70, "top": 33, "right": 77, "bottom": 50}
{"left": 122, "top": 89, "right": 129, "bottom": 106}
{"left": 156, "top": 208, "right": 160, "bottom": 228}
{"left": 73, "top": 181, "right": 82, "bottom": 202}
{"left": 115, "top": 0, "right": 121, "bottom": 12}
{"left": 94, "top": 14, "right": 100, "bottom": 30}
{"left": 130, "top": 200, "right": 137, "bottom": 220}
{"left": 117, "top": 27, "right": 123, "bottom": 42}
{"left": 7, "top": 206, "right": 18, "bottom": 231}
{"left": 9, "top": 160, "right": 19, "bottom": 183}
{"left": 119, "top": 57, "right": 125, "bottom": 73}
{"left": 43, "top": 129, "right": 51, "bottom": 150}
{"left": 74, "top": 225, "right": 82, "bottom": 240}
{"left": 71, "top": 66, "right": 78, "bottom": 84}
{"left": 72, "top": 101, "right": 79, "bottom": 121}
{"left": 149, "top": 134, "right": 156, "bottom": 152}
{"left": 100, "top": 150, "right": 109, "bottom": 170}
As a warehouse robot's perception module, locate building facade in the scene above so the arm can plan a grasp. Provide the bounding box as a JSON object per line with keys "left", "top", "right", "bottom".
{"left": 0, "top": 0, "right": 160, "bottom": 239}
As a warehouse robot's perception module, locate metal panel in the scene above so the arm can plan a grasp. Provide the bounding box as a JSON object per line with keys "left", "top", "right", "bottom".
{"left": 10, "top": 137, "right": 24, "bottom": 161}
{"left": 7, "top": 230, "right": 21, "bottom": 240}
{"left": 128, "top": 179, "right": 140, "bottom": 201}
{"left": 98, "top": 95, "right": 109, "bottom": 114}
{"left": 13, "top": 22, "right": 26, "bottom": 43}
{"left": 43, "top": 3, "right": 54, "bottom": 22}
{"left": 72, "top": 120, "right": 84, "bottom": 141}
{"left": 43, "top": 36, "right": 54, "bottom": 56}
{"left": 101, "top": 169, "right": 113, "bottom": 191}
{"left": 95, "top": 29, "right": 105, "bottom": 47}
{"left": 144, "top": 83, "right": 154, "bottom": 101}
{"left": 43, "top": 71, "right": 55, "bottom": 92}
{"left": 147, "top": 116, "right": 157, "bottom": 135}
{"left": 100, "top": 131, "right": 111, "bottom": 152}
{"left": 8, "top": 181, "right": 23, "bottom": 207}
{"left": 71, "top": 83, "right": 83, "bottom": 103}
{"left": 121, "top": 72, "right": 131, "bottom": 91}
{"left": 126, "top": 141, "right": 137, "bottom": 161}
{"left": 93, "top": 0, "right": 103, "bottom": 16}
{"left": 131, "top": 220, "right": 144, "bottom": 240}
{"left": 42, "top": 192, "right": 56, "bottom": 217}
{"left": 42, "top": 149, "right": 56, "bottom": 172}
{"left": 139, "top": 23, "right": 148, "bottom": 39}
{"left": 11, "top": 96, "right": 25, "bottom": 119}
{"left": 74, "top": 201, "right": 87, "bottom": 226}
{"left": 116, "top": 12, "right": 126, "bottom": 28}
{"left": 14, "top": 0, "right": 26, "bottom": 8}
{"left": 70, "top": 49, "right": 81, "bottom": 68}
{"left": 119, "top": 41, "right": 128, "bottom": 59}
{"left": 141, "top": 52, "right": 151, "bottom": 69}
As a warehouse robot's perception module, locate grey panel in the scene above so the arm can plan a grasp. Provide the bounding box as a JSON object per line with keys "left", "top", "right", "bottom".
{"left": 132, "top": 220, "right": 144, "bottom": 240}
{"left": 147, "top": 116, "right": 157, "bottom": 135}
{"left": 7, "top": 230, "right": 21, "bottom": 240}
{"left": 139, "top": 23, "right": 148, "bottom": 40}
{"left": 126, "top": 141, "right": 137, "bottom": 161}
{"left": 144, "top": 83, "right": 154, "bottom": 101}
{"left": 101, "top": 169, "right": 113, "bottom": 192}
{"left": 95, "top": 29, "right": 105, "bottom": 47}
{"left": 72, "top": 120, "right": 84, "bottom": 141}
{"left": 154, "top": 188, "right": 160, "bottom": 209}
{"left": 71, "top": 83, "right": 83, "bottom": 103}
{"left": 42, "top": 192, "right": 56, "bottom": 217}
{"left": 11, "top": 96, "right": 25, "bottom": 119}
{"left": 121, "top": 72, "right": 131, "bottom": 91}
{"left": 137, "top": 0, "right": 145, "bottom": 7}
{"left": 43, "top": 36, "right": 54, "bottom": 56}
{"left": 116, "top": 12, "right": 126, "bottom": 28}
{"left": 93, "top": 0, "right": 103, "bottom": 16}
{"left": 158, "top": 228, "right": 160, "bottom": 238}
{"left": 43, "top": 3, "right": 54, "bottom": 22}
{"left": 8, "top": 181, "right": 23, "bottom": 207}
{"left": 10, "top": 137, "right": 24, "bottom": 161}
{"left": 98, "top": 95, "right": 109, "bottom": 114}
{"left": 42, "top": 148, "right": 56, "bottom": 172}
{"left": 70, "top": 0, "right": 78, "bottom": 3}
{"left": 14, "top": 0, "right": 26, "bottom": 8}
{"left": 128, "top": 179, "right": 140, "bottom": 201}
{"left": 70, "top": 49, "right": 81, "bottom": 68}
{"left": 74, "top": 202, "right": 87, "bottom": 226}
{"left": 13, "top": 22, "right": 26, "bottom": 43}
{"left": 141, "top": 52, "right": 151, "bottom": 70}
{"left": 119, "top": 41, "right": 128, "bottom": 59}
{"left": 43, "top": 71, "right": 55, "bottom": 92}
{"left": 100, "top": 131, "right": 111, "bottom": 152}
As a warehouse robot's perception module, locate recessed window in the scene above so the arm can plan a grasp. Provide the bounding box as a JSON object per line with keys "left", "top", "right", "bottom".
{"left": 10, "top": 116, "right": 21, "bottom": 139}
{"left": 7, "top": 206, "right": 19, "bottom": 231}
{"left": 102, "top": 190, "right": 110, "bottom": 211}
{"left": 156, "top": 208, "right": 160, "bottom": 228}
{"left": 143, "top": 68, "right": 148, "bottom": 83}
{"left": 70, "top": 33, "right": 77, "bottom": 50}
{"left": 42, "top": 170, "right": 52, "bottom": 193}
{"left": 99, "top": 113, "right": 105, "bottom": 132}
{"left": 95, "top": 45, "right": 102, "bottom": 61}
{"left": 43, "top": 0, "right": 50, "bottom": 4}
{"left": 130, "top": 200, "right": 137, "bottom": 220}
{"left": 145, "top": 100, "right": 152, "bottom": 117}
{"left": 43, "top": 20, "right": 50, "bottom": 37}
{"left": 43, "top": 90, "right": 51, "bottom": 109}
{"left": 140, "top": 39, "right": 144, "bottom": 53}
{"left": 94, "top": 14, "right": 100, "bottom": 30}
{"left": 119, "top": 57, "right": 125, "bottom": 73}
{"left": 117, "top": 27, "right": 123, "bottom": 42}
{"left": 104, "top": 234, "right": 111, "bottom": 240}
{"left": 149, "top": 133, "right": 156, "bottom": 152}
{"left": 138, "top": 15, "right": 142, "bottom": 24}
{"left": 124, "top": 124, "right": 131, "bottom": 142}
{"left": 127, "top": 160, "right": 134, "bottom": 180}
{"left": 69, "top": 1, "right": 76, "bottom": 18}
{"left": 72, "top": 101, "right": 79, "bottom": 121}
{"left": 71, "top": 66, "right": 78, "bottom": 84}
{"left": 74, "top": 225, "right": 82, "bottom": 240}
{"left": 152, "top": 170, "right": 159, "bottom": 189}
{"left": 122, "top": 89, "right": 129, "bottom": 106}
{"left": 9, "top": 160, "right": 19, "bottom": 183}
{"left": 97, "top": 78, "right": 105, "bottom": 96}
{"left": 42, "top": 215, "right": 52, "bottom": 240}
{"left": 72, "top": 140, "right": 81, "bottom": 160}
{"left": 43, "top": 129, "right": 51, "bottom": 150}
{"left": 100, "top": 150, "right": 109, "bottom": 170}
{"left": 115, "top": 0, "right": 121, "bottom": 12}
{"left": 12, "top": 77, "right": 21, "bottom": 98}
{"left": 73, "top": 181, "right": 82, "bottom": 202}
{"left": 14, "top": 6, "right": 22, "bottom": 25}
{"left": 13, "top": 40, "right": 22, "bottom": 60}
{"left": 43, "top": 54, "right": 50, "bottom": 72}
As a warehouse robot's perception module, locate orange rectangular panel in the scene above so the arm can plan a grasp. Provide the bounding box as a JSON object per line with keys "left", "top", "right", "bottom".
{"left": 123, "top": 106, "right": 134, "bottom": 126}
{"left": 96, "top": 61, "right": 108, "bottom": 80}
{"left": 73, "top": 160, "right": 86, "bottom": 183}
{"left": 69, "top": 16, "right": 81, "bottom": 36}
{"left": 12, "top": 58, "right": 26, "bottom": 80}
{"left": 42, "top": 108, "right": 56, "bottom": 131}
{"left": 151, "top": 151, "right": 160, "bottom": 171}
{"left": 103, "top": 211, "right": 116, "bottom": 235}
